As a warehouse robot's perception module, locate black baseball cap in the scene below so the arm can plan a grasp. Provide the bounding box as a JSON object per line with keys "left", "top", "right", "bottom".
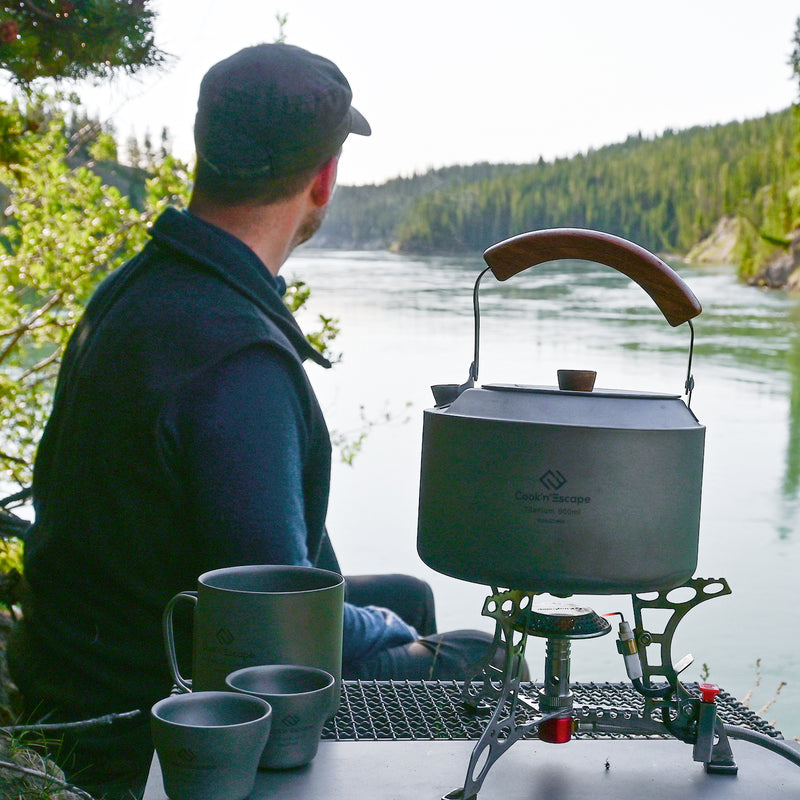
{"left": 194, "top": 43, "right": 370, "bottom": 180}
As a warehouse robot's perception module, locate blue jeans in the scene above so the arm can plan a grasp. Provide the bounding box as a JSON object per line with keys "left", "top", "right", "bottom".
{"left": 342, "top": 574, "right": 526, "bottom": 681}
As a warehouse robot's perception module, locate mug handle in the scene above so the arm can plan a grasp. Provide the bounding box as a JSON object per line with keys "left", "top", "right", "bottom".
{"left": 162, "top": 591, "right": 197, "bottom": 692}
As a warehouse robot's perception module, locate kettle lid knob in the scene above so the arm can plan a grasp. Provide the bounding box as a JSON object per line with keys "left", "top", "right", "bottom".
{"left": 557, "top": 370, "right": 597, "bottom": 392}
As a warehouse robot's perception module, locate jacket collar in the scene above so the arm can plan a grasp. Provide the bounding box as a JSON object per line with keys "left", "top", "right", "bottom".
{"left": 149, "top": 208, "right": 331, "bottom": 368}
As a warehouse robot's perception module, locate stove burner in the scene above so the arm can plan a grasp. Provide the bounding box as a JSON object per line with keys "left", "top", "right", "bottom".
{"left": 516, "top": 603, "right": 611, "bottom": 639}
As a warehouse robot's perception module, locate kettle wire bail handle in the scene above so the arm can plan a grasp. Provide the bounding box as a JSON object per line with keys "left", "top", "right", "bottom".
{"left": 469, "top": 266, "right": 494, "bottom": 385}
{"left": 685, "top": 319, "right": 696, "bottom": 407}
{"left": 481, "top": 228, "right": 702, "bottom": 401}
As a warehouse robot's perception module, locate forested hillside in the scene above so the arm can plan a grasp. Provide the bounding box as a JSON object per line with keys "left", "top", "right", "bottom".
{"left": 315, "top": 162, "right": 523, "bottom": 249}
{"left": 317, "top": 109, "right": 796, "bottom": 261}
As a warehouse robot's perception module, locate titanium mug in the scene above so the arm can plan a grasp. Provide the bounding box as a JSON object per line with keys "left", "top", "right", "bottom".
{"left": 163, "top": 564, "right": 344, "bottom": 712}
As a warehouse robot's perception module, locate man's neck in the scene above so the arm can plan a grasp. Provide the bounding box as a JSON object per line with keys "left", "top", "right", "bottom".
{"left": 189, "top": 193, "right": 309, "bottom": 276}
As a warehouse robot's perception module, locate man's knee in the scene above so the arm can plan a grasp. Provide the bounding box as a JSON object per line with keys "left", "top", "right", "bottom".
{"left": 344, "top": 573, "right": 437, "bottom": 635}
{"left": 416, "top": 629, "right": 530, "bottom": 681}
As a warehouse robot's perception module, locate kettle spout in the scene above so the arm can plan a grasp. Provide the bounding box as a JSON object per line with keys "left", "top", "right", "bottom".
{"left": 431, "top": 377, "right": 474, "bottom": 406}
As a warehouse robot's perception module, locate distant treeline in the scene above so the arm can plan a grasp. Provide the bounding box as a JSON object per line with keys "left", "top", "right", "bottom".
{"left": 316, "top": 109, "right": 795, "bottom": 257}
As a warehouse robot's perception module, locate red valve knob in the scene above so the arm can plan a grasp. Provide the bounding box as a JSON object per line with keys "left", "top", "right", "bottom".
{"left": 538, "top": 715, "right": 573, "bottom": 743}
{"left": 699, "top": 683, "right": 721, "bottom": 703}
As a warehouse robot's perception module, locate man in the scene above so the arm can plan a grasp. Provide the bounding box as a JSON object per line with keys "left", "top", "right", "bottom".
{"left": 9, "top": 43, "right": 502, "bottom": 798}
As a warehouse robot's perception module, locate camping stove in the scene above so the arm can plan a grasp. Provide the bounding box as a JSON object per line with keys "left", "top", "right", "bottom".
{"left": 443, "top": 577, "right": 739, "bottom": 800}
{"left": 415, "top": 230, "right": 800, "bottom": 798}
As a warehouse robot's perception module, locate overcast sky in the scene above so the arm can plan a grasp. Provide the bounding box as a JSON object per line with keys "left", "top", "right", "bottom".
{"left": 75, "top": 1, "right": 800, "bottom": 186}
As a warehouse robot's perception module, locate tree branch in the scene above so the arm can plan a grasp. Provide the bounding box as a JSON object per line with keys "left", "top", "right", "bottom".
{"left": 0, "top": 451, "right": 29, "bottom": 466}
{"left": 2, "top": 708, "right": 142, "bottom": 735}
{"left": 19, "top": 343, "right": 64, "bottom": 381}
{"left": 67, "top": 122, "right": 104, "bottom": 160}
{"left": 0, "top": 290, "right": 63, "bottom": 365}
{"left": 19, "top": 0, "right": 61, "bottom": 24}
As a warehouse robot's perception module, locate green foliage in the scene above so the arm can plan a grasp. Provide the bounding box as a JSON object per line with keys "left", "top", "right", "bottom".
{"left": 274, "top": 12, "right": 289, "bottom": 44}
{"left": 0, "top": 0, "right": 164, "bottom": 84}
{"left": 0, "top": 98, "right": 43, "bottom": 173}
{"left": 0, "top": 97, "right": 189, "bottom": 486}
{"left": 0, "top": 536, "right": 22, "bottom": 572}
{"left": 729, "top": 15, "right": 800, "bottom": 285}
{"left": 87, "top": 131, "right": 117, "bottom": 162}
{"left": 283, "top": 277, "right": 341, "bottom": 363}
{"left": 735, "top": 215, "right": 784, "bottom": 281}
{"left": 143, "top": 153, "right": 192, "bottom": 212}
{"left": 329, "top": 402, "right": 412, "bottom": 466}
{"left": 790, "top": 16, "right": 800, "bottom": 102}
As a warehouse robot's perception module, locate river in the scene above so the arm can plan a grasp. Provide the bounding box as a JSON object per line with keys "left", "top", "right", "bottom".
{"left": 290, "top": 246, "right": 800, "bottom": 740}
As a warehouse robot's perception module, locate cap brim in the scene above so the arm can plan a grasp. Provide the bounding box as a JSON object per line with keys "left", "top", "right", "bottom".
{"left": 349, "top": 106, "right": 371, "bottom": 136}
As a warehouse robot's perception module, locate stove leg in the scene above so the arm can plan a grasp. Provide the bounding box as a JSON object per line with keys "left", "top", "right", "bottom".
{"left": 704, "top": 718, "right": 739, "bottom": 775}
{"left": 628, "top": 577, "right": 739, "bottom": 774}
{"left": 447, "top": 593, "right": 538, "bottom": 800}
{"left": 460, "top": 590, "right": 532, "bottom": 715}
{"left": 445, "top": 647, "right": 527, "bottom": 800}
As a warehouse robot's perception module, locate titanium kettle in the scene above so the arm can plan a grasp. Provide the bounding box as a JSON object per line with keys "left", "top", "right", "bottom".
{"left": 416, "top": 228, "right": 705, "bottom": 595}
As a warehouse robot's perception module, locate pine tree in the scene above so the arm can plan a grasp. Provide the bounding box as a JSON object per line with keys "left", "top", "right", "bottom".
{"left": 0, "top": 0, "right": 163, "bottom": 84}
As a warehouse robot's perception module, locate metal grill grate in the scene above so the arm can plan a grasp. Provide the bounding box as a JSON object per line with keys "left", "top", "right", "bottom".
{"left": 322, "top": 681, "right": 783, "bottom": 741}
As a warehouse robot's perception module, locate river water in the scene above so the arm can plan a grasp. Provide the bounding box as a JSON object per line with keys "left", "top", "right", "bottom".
{"left": 290, "top": 246, "right": 800, "bottom": 740}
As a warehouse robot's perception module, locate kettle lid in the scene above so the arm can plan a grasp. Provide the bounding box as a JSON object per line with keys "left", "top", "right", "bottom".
{"left": 438, "top": 384, "right": 701, "bottom": 430}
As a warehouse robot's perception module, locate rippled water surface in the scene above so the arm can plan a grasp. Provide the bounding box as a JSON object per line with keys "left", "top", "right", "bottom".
{"left": 292, "top": 247, "right": 800, "bottom": 738}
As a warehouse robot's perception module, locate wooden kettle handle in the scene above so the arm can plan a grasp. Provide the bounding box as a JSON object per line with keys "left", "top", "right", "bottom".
{"left": 483, "top": 228, "right": 701, "bottom": 327}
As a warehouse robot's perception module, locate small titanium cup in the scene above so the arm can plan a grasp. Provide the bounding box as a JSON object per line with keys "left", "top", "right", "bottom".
{"left": 151, "top": 691, "right": 272, "bottom": 800}
{"left": 225, "top": 664, "right": 335, "bottom": 769}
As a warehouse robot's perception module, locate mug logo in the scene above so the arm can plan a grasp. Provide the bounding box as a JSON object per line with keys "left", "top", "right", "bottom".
{"left": 539, "top": 470, "right": 567, "bottom": 491}
{"left": 281, "top": 713, "right": 301, "bottom": 727}
{"left": 215, "top": 627, "right": 234, "bottom": 645}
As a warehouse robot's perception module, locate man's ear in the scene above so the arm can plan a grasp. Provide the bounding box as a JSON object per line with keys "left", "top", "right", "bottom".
{"left": 309, "top": 156, "right": 339, "bottom": 207}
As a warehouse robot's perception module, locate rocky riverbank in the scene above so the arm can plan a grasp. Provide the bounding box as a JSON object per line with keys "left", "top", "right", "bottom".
{"left": 749, "top": 228, "right": 800, "bottom": 290}
{"left": 686, "top": 215, "right": 800, "bottom": 290}
{"left": 686, "top": 216, "right": 740, "bottom": 266}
